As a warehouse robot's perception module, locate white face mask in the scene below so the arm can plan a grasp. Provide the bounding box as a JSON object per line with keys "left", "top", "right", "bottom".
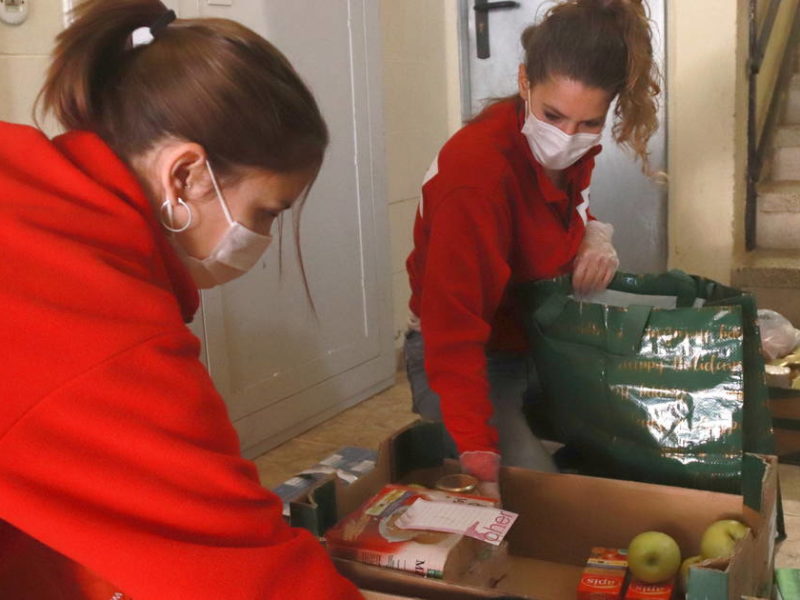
{"left": 175, "top": 160, "right": 273, "bottom": 289}
{"left": 521, "top": 89, "right": 602, "bottom": 171}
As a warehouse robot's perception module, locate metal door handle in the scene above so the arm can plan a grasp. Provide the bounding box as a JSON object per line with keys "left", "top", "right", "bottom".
{"left": 474, "top": 1, "right": 520, "bottom": 12}
{"left": 474, "top": 0, "right": 520, "bottom": 59}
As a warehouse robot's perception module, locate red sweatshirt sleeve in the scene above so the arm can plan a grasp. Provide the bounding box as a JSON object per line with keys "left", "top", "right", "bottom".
{"left": 419, "top": 188, "right": 512, "bottom": 454}
{"left": 0, "top": 331, "right": 362, "bottom": 600}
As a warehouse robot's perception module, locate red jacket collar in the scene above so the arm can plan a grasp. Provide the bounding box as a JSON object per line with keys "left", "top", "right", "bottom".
{"left": 52, "top": 130, "right": 200, "bottom": 322}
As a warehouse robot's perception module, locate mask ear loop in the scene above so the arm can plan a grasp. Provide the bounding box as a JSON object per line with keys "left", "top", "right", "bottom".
{"left": 525, "top": 85, "right": 533, "bottom": 118}
{"left": 205, "top": 160, "right": 236, "bottom": 226}
{"left": 160, "top": 198, "right": 193, "bottom": 233}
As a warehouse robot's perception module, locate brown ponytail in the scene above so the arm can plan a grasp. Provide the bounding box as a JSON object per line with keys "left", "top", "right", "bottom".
{"left": 37, "top": 0, "right": 329, "bottom": 306}
{"left": 521, "top": 0, "right": 661, "bottom": 175}
{"left": 36, "top": 0, "right": 328, "bottom": 177}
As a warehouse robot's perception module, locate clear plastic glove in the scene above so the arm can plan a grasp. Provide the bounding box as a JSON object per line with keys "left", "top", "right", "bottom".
{"left": 459, "top": 450, "right": 501, "bottom": 500}
{"left": 572, "top": 220, "right": 620, "bottom": 297}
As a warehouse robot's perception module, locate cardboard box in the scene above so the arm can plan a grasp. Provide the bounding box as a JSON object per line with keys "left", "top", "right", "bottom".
{"left": 768, "top": 389, "right": 800, "bottom": 462}
{"left": 291, "top": 422, "right": 777, "bottom": 600}
{"left": 271, "top": 446, "right": 378, "bottom": 518}
{"left": 361, "top": 591, "right": 420, "bottom": 600}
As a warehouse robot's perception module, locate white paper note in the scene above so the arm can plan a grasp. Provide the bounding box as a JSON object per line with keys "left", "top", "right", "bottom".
{"left": 394, "top": 499, "right": 518, "bottom": 546}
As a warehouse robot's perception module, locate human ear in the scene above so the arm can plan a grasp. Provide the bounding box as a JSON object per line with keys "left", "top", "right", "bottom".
{"left": 158, "top": 142, "right": 209, "bottom": 207}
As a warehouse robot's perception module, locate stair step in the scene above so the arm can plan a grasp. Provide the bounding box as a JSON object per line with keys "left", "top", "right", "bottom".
{"left": 775, "top": 125, "right": 800, "bottom": 147}
{"left": 784, "top": 89, "right": 800, "bottom": 124}
{"left": 757, "top": 182, "right": 800, "bottom": 249}
{"left": 757, "top": 211, "right": 800, "bottom": 249}
{"left": 771, "top": 146, "right": 800, "bottom": 180}
{"left": 732, "top": 250, "right": 800, "bottom": 324}
{"left": 757, "top": 181, "right": 800, "bottom": 211}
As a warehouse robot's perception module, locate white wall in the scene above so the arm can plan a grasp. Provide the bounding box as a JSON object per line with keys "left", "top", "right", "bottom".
{"left": 379, "top": 0, "right": 462, "bottom": 354}
{"left": 0, "top": 1, "right": 61, "bottom": 130}
{"left": 666, "top": 0, "right": 750, "bottom": 283}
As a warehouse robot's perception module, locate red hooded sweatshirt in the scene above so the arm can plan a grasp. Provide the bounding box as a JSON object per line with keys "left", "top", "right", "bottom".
{"left": 0, "top": 122, "right": 362, "bottom": 599}
{"left": 406, "top": 99, "right": 599, "bottom": 455}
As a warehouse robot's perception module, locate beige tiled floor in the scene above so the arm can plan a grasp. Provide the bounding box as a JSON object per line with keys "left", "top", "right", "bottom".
{"left": 254, "top": 373, "right": 418, "bottom": 490}
{"left": 253, "top": 373, "right": 800, "bottom": 568}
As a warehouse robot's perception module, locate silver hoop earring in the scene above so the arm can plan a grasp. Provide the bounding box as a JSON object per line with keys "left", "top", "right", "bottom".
{"left": 160, "top": 198, "right": 192, "bottom": 233}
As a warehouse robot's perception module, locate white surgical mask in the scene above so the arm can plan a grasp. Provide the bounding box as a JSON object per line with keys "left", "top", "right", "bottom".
{"left": 176, "top": 160, "right": 273, "bottom": 289}
{"left": 521, "top": 89, "right": 602, "bottom": 171}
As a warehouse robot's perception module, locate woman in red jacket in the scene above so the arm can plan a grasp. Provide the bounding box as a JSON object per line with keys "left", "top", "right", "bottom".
{"left": 0, "top": 1, "right": 362, "bottom": 598}
{"left": 405, "top": 0, "right": 661, "bottom": 498}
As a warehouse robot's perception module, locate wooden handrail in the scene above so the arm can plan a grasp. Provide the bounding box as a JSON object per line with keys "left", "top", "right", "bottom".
{"left": 751, "top": 0, "right": 783, "bottom": 75}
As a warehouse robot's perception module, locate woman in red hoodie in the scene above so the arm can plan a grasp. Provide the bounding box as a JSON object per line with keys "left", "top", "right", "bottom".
{"left": 0, "top": 0, "right": 362, "bottom": 598}
{"left": 405, "top": 0, "right": 661, "bottom": 498}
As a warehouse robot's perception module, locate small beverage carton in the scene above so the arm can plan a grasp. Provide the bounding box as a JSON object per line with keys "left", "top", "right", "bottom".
{"left": 576, "top": 547, "right": 628, "bottom": 600}
{"left": 624, "top": 577, "right": 675, "bottom": 600}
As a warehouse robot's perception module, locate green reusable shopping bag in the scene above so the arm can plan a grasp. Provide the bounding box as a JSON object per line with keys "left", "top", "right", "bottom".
{"left": 517, "top": 270, "right": 776, "bottom": 493}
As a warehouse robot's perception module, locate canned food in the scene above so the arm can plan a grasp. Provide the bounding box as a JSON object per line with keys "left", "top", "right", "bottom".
{"left": 434, "top": 473, "right": 478, "bottom": 494}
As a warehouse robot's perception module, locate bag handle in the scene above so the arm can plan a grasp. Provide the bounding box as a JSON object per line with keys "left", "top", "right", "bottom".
{"left": 663, "top": 269, "right": 697, "bottom": 308}
{"left": 607, "top": 304, "right": 652, "bottom": 355}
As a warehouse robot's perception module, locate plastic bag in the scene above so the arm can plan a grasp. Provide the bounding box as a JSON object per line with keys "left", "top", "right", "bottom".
{"left": 758, "top": 309, "right": 800, "bottom": 361}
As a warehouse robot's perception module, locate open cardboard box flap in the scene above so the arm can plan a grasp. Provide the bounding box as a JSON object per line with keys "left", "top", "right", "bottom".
{"left": 291, "top": 422, "right": 777, "bottom": 600}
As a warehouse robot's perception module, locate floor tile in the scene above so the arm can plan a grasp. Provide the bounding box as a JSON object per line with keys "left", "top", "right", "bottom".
{"left": 781, "top": 464, "right": 800, "bottom": 504}
{"left": 785, "top": 498, "right": 800, "bottom": 517}
{"left": 776, "top": 513, "right": 800, "bottom": 568}
{"left": 254, "top": 374, "right": 416, "bottom": 490}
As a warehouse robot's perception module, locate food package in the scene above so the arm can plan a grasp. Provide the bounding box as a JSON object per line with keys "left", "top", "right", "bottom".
{"left": 325, "top": 484, "right": 508, "bottom": 586}
{"left": 576, "top": 547, "right": 628, "bottom": 600}
{"left": 623, "top": 577, "right": 675, "bottom": 599}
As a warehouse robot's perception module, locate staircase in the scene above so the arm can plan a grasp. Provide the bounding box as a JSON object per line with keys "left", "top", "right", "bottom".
{"left": 732, "top": 45, "right": 800, "bottom": 325}
{"left": 757, "top": 52, "right": 800, "bottom": 248}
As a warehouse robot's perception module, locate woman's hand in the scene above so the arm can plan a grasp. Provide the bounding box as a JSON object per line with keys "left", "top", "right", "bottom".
{"left": 459, "top": 450, "right": 501, "bottom": 500}
{"left": 572, "top": 220, "right": 619, "bottom": 297}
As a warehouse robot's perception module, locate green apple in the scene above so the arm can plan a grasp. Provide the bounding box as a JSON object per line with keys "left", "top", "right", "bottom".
{"left": 627, "top": 531, "right": 682, "bottom": 583}
{"left": 679, "top": 555, "right": 703, "bottom": 592}
{"left": 699, "top": 519, "right": 749, "bottom": 559}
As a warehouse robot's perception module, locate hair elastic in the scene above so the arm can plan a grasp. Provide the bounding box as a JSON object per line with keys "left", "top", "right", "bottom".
{"left": 130, "top": 9, "right": 177, "bottom": 49}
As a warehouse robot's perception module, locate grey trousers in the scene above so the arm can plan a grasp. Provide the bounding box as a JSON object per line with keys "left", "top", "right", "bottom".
{"left": 403, "top": 330, "right": 557, "bottom": 472}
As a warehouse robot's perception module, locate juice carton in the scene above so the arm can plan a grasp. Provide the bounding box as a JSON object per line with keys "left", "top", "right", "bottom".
{"left": 576, "top": 547, "right": 628, "bottom": 600}
{"left": 624, "top": 577, "right": 675, "bottom": 600}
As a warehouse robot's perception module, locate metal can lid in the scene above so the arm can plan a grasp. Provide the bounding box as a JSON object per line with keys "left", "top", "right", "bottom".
{"left": 434, "top": 473, "right": 478, "bottom": 494}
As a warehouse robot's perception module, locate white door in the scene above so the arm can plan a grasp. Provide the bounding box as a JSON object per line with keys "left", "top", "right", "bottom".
{"left": 169, "top": 0, "right": 394, "bottom": 459}
{"left": 459, "top": 0, "right": 668, "bottom": 274}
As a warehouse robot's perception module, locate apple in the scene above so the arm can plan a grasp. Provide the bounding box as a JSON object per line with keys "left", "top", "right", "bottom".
{"left": 699, "top": 519, "right": 749, "bottom": 559}
{"left": 679, "top": 555, "right": 703, "bottom": 591}
{"left": 627, "top": 531, "right": 682, "bottom": 583}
